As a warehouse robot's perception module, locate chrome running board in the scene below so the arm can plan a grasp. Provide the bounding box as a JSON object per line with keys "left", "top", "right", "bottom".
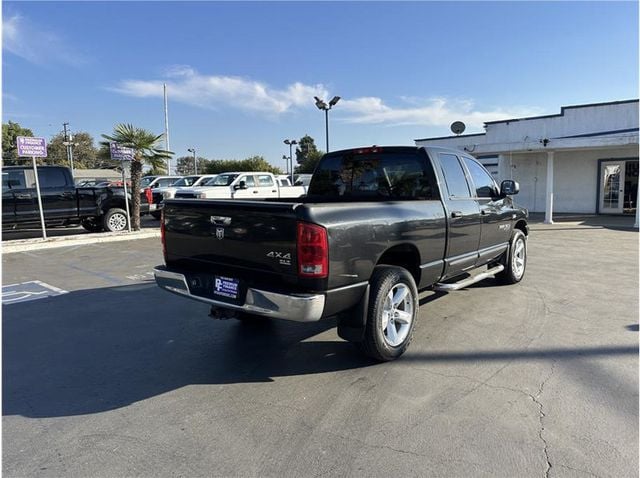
{"left": 433, "top": 264, "right": 505, "bottom": 292}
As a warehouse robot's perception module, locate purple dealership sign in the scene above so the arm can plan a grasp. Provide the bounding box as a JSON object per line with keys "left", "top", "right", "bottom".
{"left": 17, "top": 136, "right": 47, "bottom": 158}
{"left": 109, "top": 142, "right": 134, "bottom": 161}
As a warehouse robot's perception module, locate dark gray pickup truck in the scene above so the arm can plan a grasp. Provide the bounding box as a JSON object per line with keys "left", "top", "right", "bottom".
{"left": 155, "top": 146, "right": 528, "bottom": 361}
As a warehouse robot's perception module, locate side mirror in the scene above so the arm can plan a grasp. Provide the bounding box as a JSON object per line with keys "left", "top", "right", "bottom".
{"left": 234, "top": 180, "right": 247, "bottom": 190}
{"left": 500, "top": 180, "right": 519, "bottom": 197}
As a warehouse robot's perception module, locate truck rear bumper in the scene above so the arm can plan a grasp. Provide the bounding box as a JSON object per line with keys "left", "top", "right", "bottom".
{"left": 154, "top": 267, "right": 326, "bottom": 322}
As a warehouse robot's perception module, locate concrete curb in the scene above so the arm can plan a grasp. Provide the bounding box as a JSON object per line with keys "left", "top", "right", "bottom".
{"left": 2, "top": 230, "right": 161, "bottom": 254}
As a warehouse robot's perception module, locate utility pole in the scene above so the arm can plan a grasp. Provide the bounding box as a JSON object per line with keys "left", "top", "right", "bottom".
{"left": 62, "top": 122, "right": 75, "bottom": 175}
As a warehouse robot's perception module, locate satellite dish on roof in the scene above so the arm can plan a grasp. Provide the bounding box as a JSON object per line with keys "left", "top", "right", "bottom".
{"left": 450, "top": 121, "right": 466, "bottom": 135}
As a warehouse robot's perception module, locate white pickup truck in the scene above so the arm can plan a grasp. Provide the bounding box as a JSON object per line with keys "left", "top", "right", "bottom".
{"left": 150, "top": 174, "right": 219, "bottom": 218}
{"left": 174, "top": 172, "right": 306, "bottom": 200}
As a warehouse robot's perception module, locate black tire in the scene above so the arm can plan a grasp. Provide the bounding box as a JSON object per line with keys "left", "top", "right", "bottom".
{"left": 102, "top": 208, "right": 129, "bottom": 232}
{"left": 151, "top": 211, "right": 162, "bottom": 220}
{"left": 357, "top": 266, "right": 418, "bottom": 361}
{"left": 496, "top": 230, "right": 527, "bottom": 285}
{"left": 81, "top": 218, "right": 103, "bottom": 233}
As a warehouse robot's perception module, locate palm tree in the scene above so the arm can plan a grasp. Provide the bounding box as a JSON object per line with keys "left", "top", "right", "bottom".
{"left": 101, "top": 124, "right": 172, "bottom": 230}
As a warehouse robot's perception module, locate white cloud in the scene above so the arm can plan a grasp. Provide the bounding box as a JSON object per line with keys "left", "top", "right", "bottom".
{"left": 112, "top": 67, "right": 329, "bottom": 115}
{"left": 112, "top": 67, "right": 539, "bottom": 127}
{"left": 2, "top": 14, "right": 88, "bottom": 66}
{"left": 339, "top": 96, "right": 541, "bottom": 130}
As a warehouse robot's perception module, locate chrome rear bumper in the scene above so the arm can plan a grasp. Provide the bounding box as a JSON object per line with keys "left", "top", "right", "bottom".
{"left": 154, "top": 267, "right": 325, "bottom": 322}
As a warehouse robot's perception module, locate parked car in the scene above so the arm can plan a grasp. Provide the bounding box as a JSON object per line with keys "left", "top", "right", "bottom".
{"left": 2, "top": 165, "right": 152, "bottom": 233}
{"left": 150, "top": 174, "right": 218, "bottom": 219}
{"left": 154, "top": 146, "right": 528, "bottom": 361}
{"left": 174, "top": 172, "right": 306, "bottom": 200}
{"left": 140, "top": 175, "right": 183, "bottom": 191}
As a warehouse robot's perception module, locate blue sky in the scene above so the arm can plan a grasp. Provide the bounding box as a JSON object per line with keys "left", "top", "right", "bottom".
{"left": 3, "top": 1, "right": 638, "bottom": 171}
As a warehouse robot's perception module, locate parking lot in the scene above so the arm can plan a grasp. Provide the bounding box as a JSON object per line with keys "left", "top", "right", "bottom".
{"left": 2, "top": 218, "right": 638, "bottom": 477}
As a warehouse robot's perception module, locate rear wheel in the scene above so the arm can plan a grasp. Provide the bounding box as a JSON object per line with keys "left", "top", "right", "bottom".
{"left": 496, "top": 230, "right": 527, "bottom": 284}
{"left": 102, "top": 208, "right": 129, "bottom": 232}
{"left": 357, "top": 266, "right": 418, "bottom": 361}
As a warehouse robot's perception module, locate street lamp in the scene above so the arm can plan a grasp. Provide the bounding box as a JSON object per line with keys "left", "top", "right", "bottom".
{"left": 282, "top": 155, "right": 289, "bottom": 176}
{"left": 283, "top": 139, "right": 297, "bottom": 184}
{"left": 314, "top": 95, "right": 340, "bottom": 152}
{"left": 187, "top": 148, "right": 197, "bottom": 174}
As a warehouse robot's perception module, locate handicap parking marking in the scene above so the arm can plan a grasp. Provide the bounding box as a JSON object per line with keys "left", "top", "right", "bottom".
{"left": 2, "top": 280, "right": 69, "bottom": 305}
{"left": 125, "top": 271, "right": 155, "bottom": 282}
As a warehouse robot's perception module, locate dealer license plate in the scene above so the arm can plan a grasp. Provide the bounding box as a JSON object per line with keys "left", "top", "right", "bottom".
{"left": 213, "top": 276, "right": 240, "bottom": 300}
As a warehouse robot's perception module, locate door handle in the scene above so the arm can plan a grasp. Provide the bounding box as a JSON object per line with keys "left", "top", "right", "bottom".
{"left": 15, "top": 193, "right": 32, "bottom": 199}
{"left": 272, "top": 190, "right": 277, "bottom": 193}
{"left": 61, "top": 191, "right": 74, "bottom": 197}
{"left": 252, "top": 190, "right": 258, "bottom": 194}
{"left": 451, "top": 211, "right": 463, "bottom": 218}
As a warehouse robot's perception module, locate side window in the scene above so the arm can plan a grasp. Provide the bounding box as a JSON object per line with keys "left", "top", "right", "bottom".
{"left": 2, "top": 170, "right": 27, "bottom": 191}
{"left": 159, "top": 178, "right": 176, "bottom": 187}
{"left": 463, "top": 157, "right": 498, "bottom": 198}
{"left": 439, "top": 154, "right": 471, "bottom": 198}
{"left": 37, "top": 168, "right": 69, "bottom": 188}
{"left": 240, "top": 175, "right": 256, "bottom": 187}
{"left": 257, "top": 175, "right": 274, "bottom": 187}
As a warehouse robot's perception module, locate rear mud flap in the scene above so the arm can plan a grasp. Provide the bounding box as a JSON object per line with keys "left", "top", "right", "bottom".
{"left": 337, "top": 284, "right": 370, "bottom": 343}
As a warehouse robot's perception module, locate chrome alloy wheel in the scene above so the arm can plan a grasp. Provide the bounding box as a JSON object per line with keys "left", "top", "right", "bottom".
{"left": 381, "top": 283, "right": 414, "bottom": 347}
{"left": 512, "top": 237, "right": 526, "bottom": 280}
{"left": 108, "top": 213, "right": 127, "bottom": 231}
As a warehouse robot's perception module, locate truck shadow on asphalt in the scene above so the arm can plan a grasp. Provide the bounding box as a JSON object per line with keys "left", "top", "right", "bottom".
{"left": 3, "top": 284, "right": 637, "bottom": 419}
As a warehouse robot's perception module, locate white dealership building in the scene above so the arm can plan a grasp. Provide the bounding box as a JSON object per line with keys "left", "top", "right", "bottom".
{"left": 415, "top": 99, "right": 639, "bottom": 225}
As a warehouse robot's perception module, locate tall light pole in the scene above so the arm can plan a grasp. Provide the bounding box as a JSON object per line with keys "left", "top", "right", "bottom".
{"left": 164, "top": 83, "right": 171, "bottom": 174}
{"left": 314, "top": 96, "right": 340, "bottom": 152}
{"left": 282, "top": 155, "right": 289, "bottom": 176}
{"left": 283, "top": 139, "right": 297, "bottom": 184}
{"left": 187, "top": 148, "right": 197, "bottom": 174}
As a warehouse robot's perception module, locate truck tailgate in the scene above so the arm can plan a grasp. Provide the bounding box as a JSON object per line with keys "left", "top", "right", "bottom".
{"left": 163, "top": 199, "right": 301, "bottom": 279}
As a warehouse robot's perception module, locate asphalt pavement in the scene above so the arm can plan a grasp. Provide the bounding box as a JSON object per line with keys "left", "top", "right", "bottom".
{"left": 2, "top": 218, "right": 638, "bottom": 477}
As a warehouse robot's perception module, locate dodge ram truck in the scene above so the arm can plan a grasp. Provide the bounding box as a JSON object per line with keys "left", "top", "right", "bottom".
{"left": 155, "top": 146, "right": 528, "bottom": 361}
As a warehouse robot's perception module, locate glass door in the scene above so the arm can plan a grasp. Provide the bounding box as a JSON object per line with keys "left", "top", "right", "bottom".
{"left": 600, "top": 161, "right": 625, "bottom": 214}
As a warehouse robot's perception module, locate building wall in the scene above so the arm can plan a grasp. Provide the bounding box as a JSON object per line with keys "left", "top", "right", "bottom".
{"left": 504, "top": 147, "right": 638, "bottom": 213}
{"left": 487, "top": 102, "right": 639, "bottom": 144}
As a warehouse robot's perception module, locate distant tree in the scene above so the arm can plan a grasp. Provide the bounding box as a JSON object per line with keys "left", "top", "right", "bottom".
{"left": 204, "top": 155, "right": 283, "bottom": 175}
{"left": 2, "top": 121, "right": 34, "bottom": 165}
{"left": 175, "top": 155, "right": 212, "bottom": 175}
{"left": 294, "top": 150, "right": 324, "bottom": 174}
{"left": 47, "top": 131, "right": 99, "bottom": 168}
{"left": 146, "top": 165, "right": 168, "bottom": 176}
{"left": 295, "top": 134, "right": 319, "bottom": 164}
{"left": 293, "top": 134, "right": 324, "bottom": 174}
{"left": 101, "top": 124, "right": 173, "bottom": 231}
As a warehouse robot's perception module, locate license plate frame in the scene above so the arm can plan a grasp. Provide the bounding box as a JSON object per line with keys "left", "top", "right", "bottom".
{"left": 212, "top": 275, "right": 241, "bottom": 300}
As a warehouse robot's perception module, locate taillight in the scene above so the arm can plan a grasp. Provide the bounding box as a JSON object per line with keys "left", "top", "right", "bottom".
{"left": 144, "top": 187, "right": 153, "bottom": 204}
{"left": 297, "top": 222, "right": 328, "bottom": 278}
{"left": 160, "top": 210, "right": 167, "bottom": 262}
